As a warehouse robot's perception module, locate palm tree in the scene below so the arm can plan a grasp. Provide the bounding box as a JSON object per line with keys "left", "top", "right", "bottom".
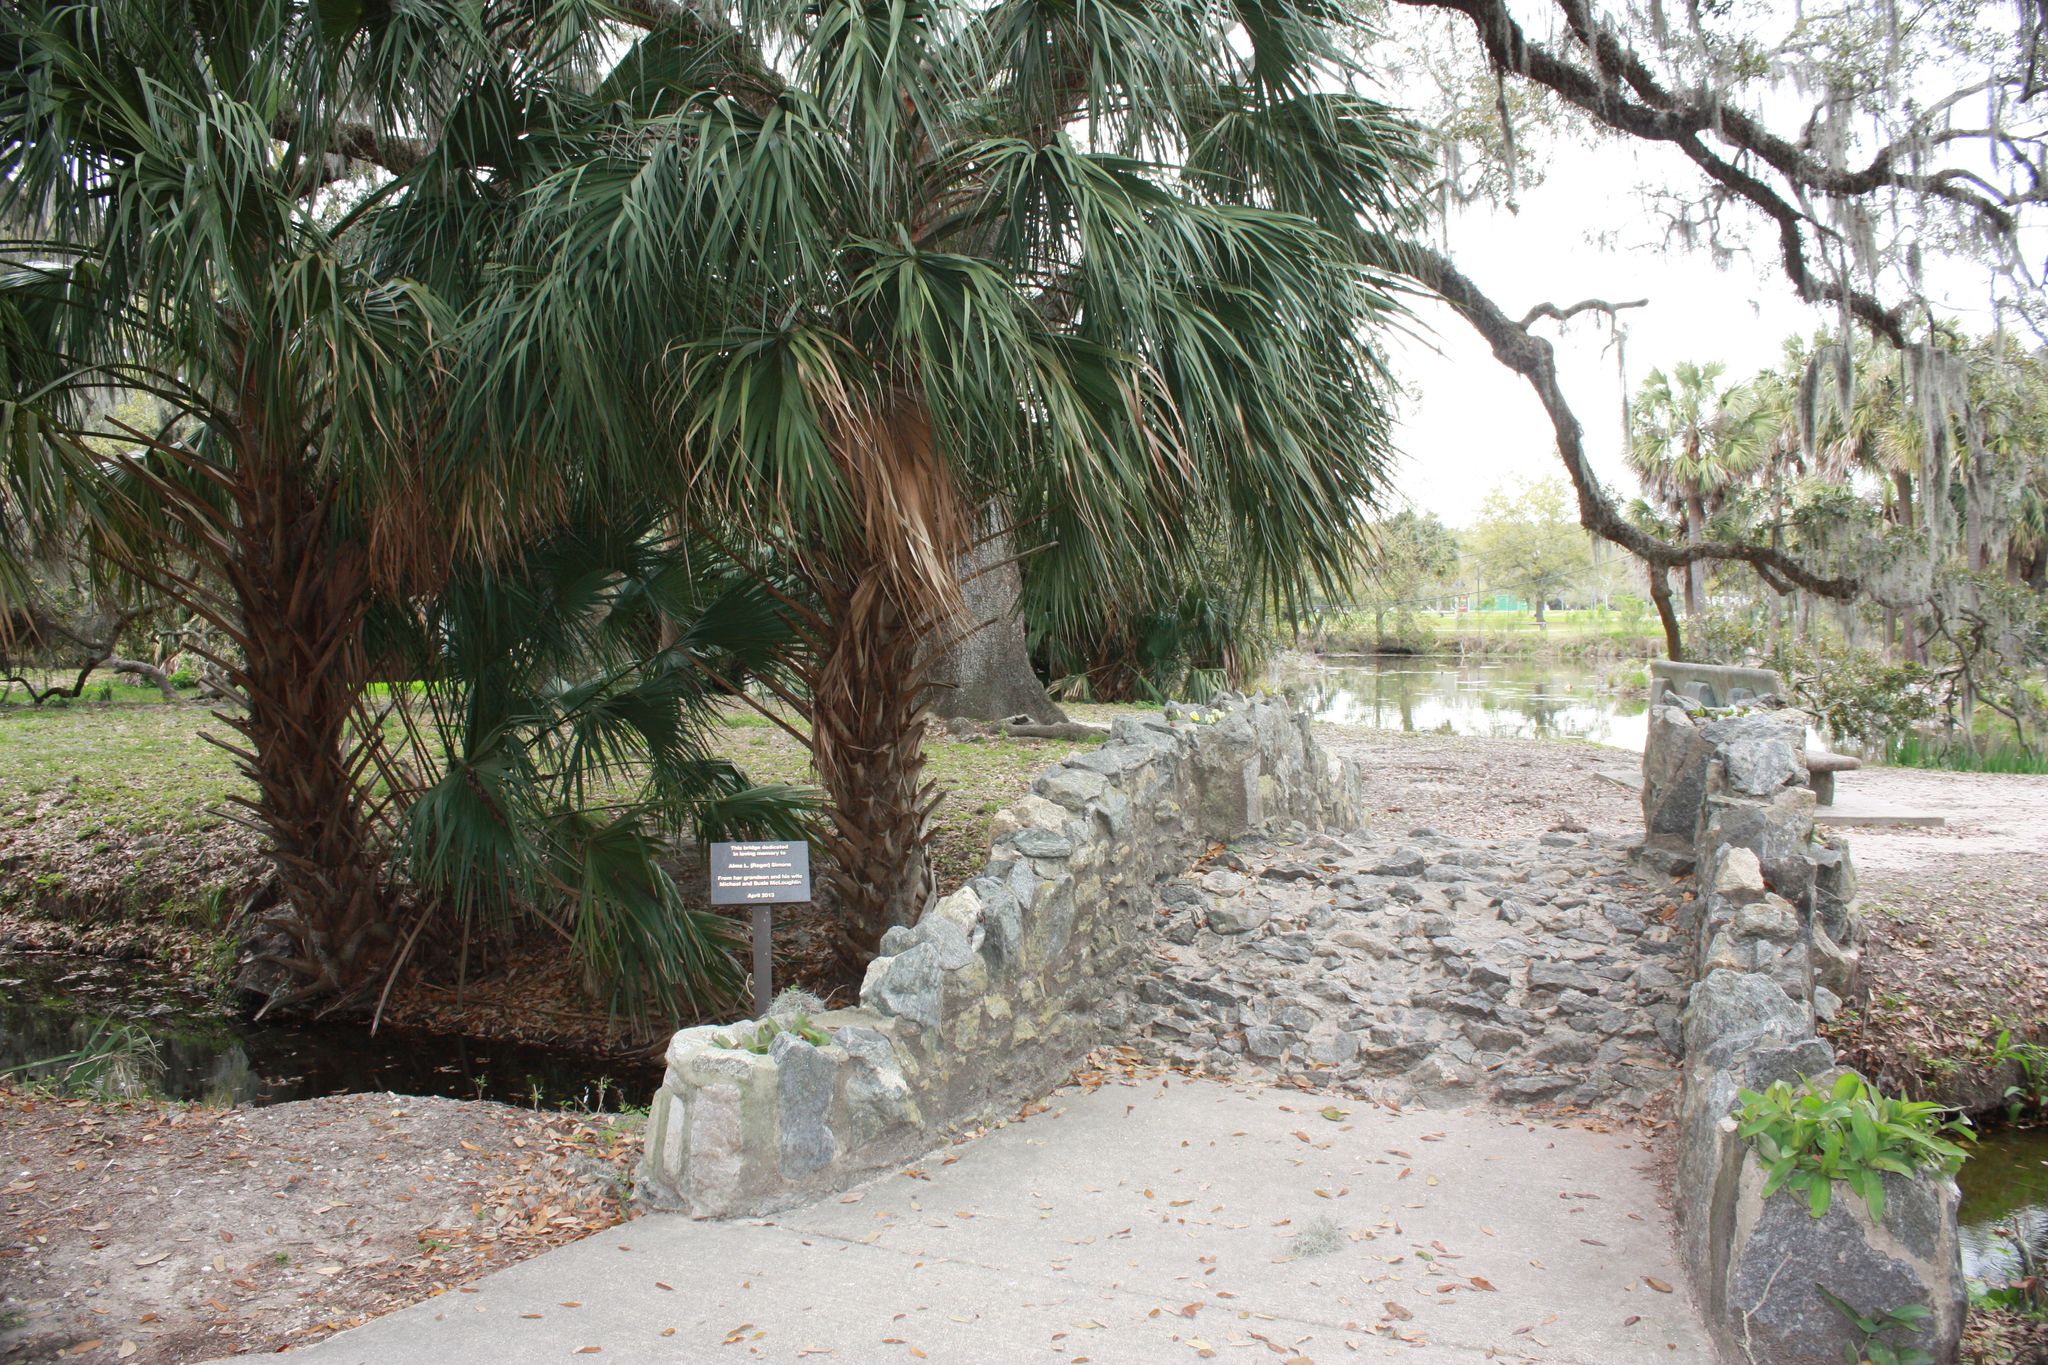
{"left": 0, "top": 1, "right": 805, "bottom": 1016}
{"left": 0, "top": 0, "right": 483, "bottom": 1008}
{"left": 462, "top": 0, "right": 1425, "bottom": 976}
{"left": 1627, "top": 361, "right": 1764, "bottom": 618}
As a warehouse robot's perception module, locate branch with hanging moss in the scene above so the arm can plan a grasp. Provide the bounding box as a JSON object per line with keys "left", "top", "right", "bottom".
{"left": 1412, "top": 246, "right": 1863, "bottom": 657}
{"left": 1395, "top": 0, "right": 2046, "bottom": 347}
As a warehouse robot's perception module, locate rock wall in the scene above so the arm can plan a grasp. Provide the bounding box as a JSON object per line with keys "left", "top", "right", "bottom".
{"left": 638, "top": 697, "right": 1361, "bottom": 1217}
{"left": 1647, "top": 707, "right": 1965, "bottom": 1363}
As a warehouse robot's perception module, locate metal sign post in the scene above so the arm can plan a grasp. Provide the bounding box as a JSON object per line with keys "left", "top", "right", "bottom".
{"left": 709, "top": 841, "right": 813, "bottom": 1019}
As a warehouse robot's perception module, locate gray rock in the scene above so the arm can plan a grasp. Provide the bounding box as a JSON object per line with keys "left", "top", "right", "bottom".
{"left": 1601, "top": 904, "right": 1648, "bottom": 934}
{"left": 1810, "top": 924, "right": 1862, "bottom": 999}
{"left": 868, "top": 943, "right": 943, "bottom": 1028}
{"left": 1720, "top": 1160, "right": 1964, "bottom": 1365}
{"left": 1035, "top": 766, "right": 1109, "bottom": 810}
{"left": 1634, "top": 836, "right": 1697, "bottom": 878}
{"left": 1277, "top": 1004, "right": 1320, "bottom": 1031}
{"left": 1207, "top": 897, "right": 1273, "bottom": 935}
{"left": 770, "top": 1032, "right": 837, "bottom": 1176}
{"left": 1699, "top": 785, "right": 1817, "bottom": 904}
{"left": 1529, "top": 1028, "right": 1598, "bottom": 1066}
{"left": 1244, "top": 1026, "right": 1292, "bottom": 1059}
{"left": 1737, "top": 1038, "right": 1835, "bottom": 1091}
{"left": 1466, "top": 958, "right": 1515, "bottom": 987}
{"left": 921, "top": 914, "right": 977, "bottom": 970}
{"left": 1029, "top": 874, "right": 1077, "bottom": 963}
{"left": 1681, "top": 969, "right": 1808, "bottom": 1068}
{"left": 1258, "top": 861, "right": 1320, "bottom": 883}
{"left": 1722, "top": 730, "right": 1804, "bottom": 796}
{"left": 1494, "top": 1072, "right": 1576, "bottom": 1099}
{"left": 1642, "top": 706, "right": 1715, "bottom": 837}
{"left": 1008, "top": 827, "right": 1074, "bottom": 859}
{"left": 969, "top": 877, "right": 1025, "bottom": 969}
{"left": 1424, "top": 863, "right": 1481, "bottom": 883}
{"left": 1309, "top": 1031, "right": 1360, "bottom": 1064}
{"left": 1528, "top": 960, "right": 1602, "bottom": 993}
{"left": 1368, "top": 851, "right": 1426, "bottom": 878}
{"left": 1256, "top": 937, "right": 1313, "bottom": 964}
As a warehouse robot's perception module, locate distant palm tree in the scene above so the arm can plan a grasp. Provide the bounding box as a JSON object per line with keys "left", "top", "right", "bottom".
{"left": 1627, "top": 361, "right": 1765, "bottom": 617}
{"left": 465, "top": 0, "right": 1426, "bottom": 973}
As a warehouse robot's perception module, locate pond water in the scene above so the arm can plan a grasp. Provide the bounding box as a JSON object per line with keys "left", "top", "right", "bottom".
{"left": 1959, "top": 1127, "right": 2048, "bottom": 1286}
{"left": 0, "top": 951, "right": 662, "bottom": 1110}
{"left": 1286, "top": 656, "right": 1653, "bottom": 750}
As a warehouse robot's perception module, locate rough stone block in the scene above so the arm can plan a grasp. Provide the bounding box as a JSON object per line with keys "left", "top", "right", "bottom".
{"left": 1722, "top": 728, "right": 1807, "bottom": 796}
{"left": 1206, "top": 895, "right": 1272, "bottom": 935}
{"left": 1035, "top": 765, "right": 1108, "bottom": 810}
{"left": 1720, "top": 1156, "right": 1964, "bottom": 1365}
{"left": 1682, "top": 968, "right": 1809, "bottom": 1067}
{"left": 865, "top": 943, "right": 943, "bottom": 1028}
{"left": 1699, "top": 785, "right": 1817, "bottom": 905}
{"left": 770, "top": 1031, "right": 838, "bottom": 1177}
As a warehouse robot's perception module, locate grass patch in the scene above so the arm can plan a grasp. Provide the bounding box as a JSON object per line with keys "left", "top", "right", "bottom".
{"left": 0, "top": 701, "right": 242, "bottom": 834}
{"left": 1882, "top": 733, "right": 2048, "bottom": 775}
{"left": 3, "top": 695, "right": 1113, "bottom": 924}
{"left": 712, "top": 705, "right": 1093, "bottom": 889}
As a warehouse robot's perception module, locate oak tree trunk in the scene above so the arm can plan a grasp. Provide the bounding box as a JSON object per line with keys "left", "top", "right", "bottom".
{"left": 926, "top": 524, "right": 1065, "bottom": 725}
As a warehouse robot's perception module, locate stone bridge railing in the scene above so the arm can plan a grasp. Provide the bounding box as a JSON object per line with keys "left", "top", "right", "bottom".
{"left": 638, "top": 697, "right": 1361, "bottom": 1217}
{"left": 1646, "top": 703, "right": 1965, "bottom": 1363}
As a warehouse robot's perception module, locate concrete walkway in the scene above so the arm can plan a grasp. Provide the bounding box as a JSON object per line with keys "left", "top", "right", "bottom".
{"left": 245, "top": 1076, "right": 1712, "bottom": 1364}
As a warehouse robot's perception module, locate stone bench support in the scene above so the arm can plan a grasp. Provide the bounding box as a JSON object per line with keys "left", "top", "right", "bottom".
{"left": 1805, "top": 751, "right": 1862, "bottom": 806}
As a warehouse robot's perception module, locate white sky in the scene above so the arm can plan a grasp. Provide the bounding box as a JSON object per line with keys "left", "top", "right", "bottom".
{"left": 1381, "top": 134, "right": 2022, "bottom": 528}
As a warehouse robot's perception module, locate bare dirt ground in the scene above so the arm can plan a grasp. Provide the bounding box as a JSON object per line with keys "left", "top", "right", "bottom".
{"left": 1317, "top": 726, "right": 1642, "bottom": 840}
{"left": 0, "top": 1091, "right": 638, "bottom": 1364}
{"left": 1824, "top": 767, "right": 2048, "bottom": 1105}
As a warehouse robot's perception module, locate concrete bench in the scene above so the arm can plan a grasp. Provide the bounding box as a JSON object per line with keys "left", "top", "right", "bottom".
{"left": 1805, "top": 751, "right": 1861, "bottom": 806}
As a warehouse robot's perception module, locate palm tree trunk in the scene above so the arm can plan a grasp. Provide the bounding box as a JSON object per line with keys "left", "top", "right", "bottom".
{"left": 809, "top": 564, "right": 938, "bottom": 981}
{"left": 1682, "top": 493, "right": 1707, "bottom": 617}
{"left": 216, "top": 460, "right": 389, "bottom": 1012}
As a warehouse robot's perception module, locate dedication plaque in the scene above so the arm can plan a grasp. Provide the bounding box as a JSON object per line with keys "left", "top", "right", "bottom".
{"left": 709, "top": 841, "right": 812, "bottom": 905}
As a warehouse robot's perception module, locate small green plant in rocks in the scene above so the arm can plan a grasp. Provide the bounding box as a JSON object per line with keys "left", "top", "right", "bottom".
{"left": 1735, "top": 1073, "right": 1972, "bottom": 1221}
{"left": 1814, "top": 1286, "right": 1935, "bottom": 1365}
{"left": 715, "top": 1015, "right": 831, "bottom": 1055}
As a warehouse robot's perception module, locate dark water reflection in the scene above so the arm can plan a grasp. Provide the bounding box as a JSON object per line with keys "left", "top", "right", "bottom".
{"left": 1960, "top": 1127, "right": 2048, "bottom": 1287}
{"left": 0, "top": 951, "right": 662, "bottom": 1109}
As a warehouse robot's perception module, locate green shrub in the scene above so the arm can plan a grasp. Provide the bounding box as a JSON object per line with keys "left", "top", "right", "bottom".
{"left": 1735, "top": 1073, "right": 1972, "bottom": 1221}
{"left": 169, "top": 668, "right": 199, "bottom": 690}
